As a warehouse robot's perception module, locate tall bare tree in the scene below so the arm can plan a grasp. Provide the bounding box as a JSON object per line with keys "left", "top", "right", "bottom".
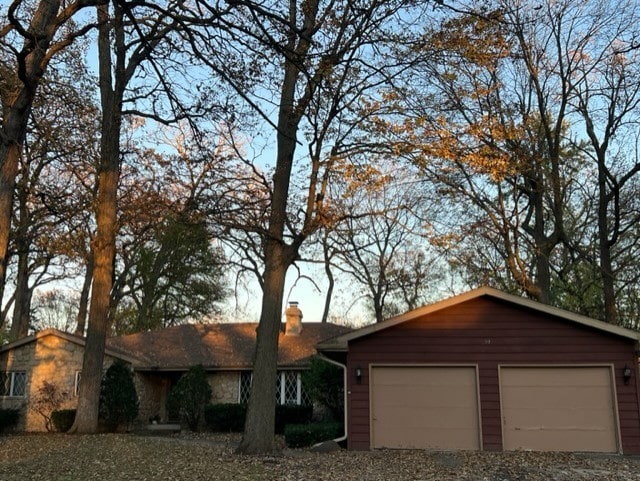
{"left": 6, "top": 50, "right": 98, "bottom": 338}
{"left": 326, "top": 171, "right": 437, "bottom": 322}
{"left": 392, "top": 0, "right": 640, "bottom": 323}
{"left": 72, "top": 0, "right": 195, "bottom": 433}
{"left": 186, "top": 0, "right": 430, "bottom": 453}
{"left": 397, "top": 7, "right": 578, "bottom": 304}
{"left": 569, "top": 0, "right": 640, "bottom": 324}
{"left": 0, "top": 0, "right": 97, "bottom": 313}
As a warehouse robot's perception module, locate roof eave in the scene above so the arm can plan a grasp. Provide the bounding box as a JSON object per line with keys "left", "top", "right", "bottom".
{"left": 132, "top": 363, "right": 311, "bottom": 372}
{"left": 315, "top": 343, "right": 348, "bottom": 352}
{"left": 0, "top": 328, "right": 142, "bottom": 365}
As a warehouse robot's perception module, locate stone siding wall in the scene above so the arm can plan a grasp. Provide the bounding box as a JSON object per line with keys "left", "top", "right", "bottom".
{"left": 133, "top": 371, "right": 241, "bottom": 425}
{"left": 134, "top": 373, "right": 169, "bottom": 423}
{"left": 0, "top": 334, "right": 117, "bottom": 432}
{"left": 209, "top": 371, "right": 240, "bottom": 404}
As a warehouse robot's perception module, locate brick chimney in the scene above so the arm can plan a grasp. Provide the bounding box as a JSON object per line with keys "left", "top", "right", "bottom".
{"left": 285, "top": 301, "right": 303, "bottom": 336}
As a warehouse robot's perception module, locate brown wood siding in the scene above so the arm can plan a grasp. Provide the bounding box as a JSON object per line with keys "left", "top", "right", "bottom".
{"left": 346, "top": 296, "right": 640, "bottom": 453}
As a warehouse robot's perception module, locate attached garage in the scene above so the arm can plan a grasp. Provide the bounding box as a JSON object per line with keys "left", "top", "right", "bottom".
{"left": 317, "top": 287, "right": 640, "bottom": 453}
{"left": 370, "top": 366, "right": 480, "bottom": 450}
{"left": 500, "top": 366, "right": 619, "bottom": 452}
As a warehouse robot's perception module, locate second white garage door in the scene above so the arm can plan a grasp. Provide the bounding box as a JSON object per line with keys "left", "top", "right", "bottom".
{"left": 370, "top": 366, "right": 481, "bottom": 450}
{"left": 500, "top": 366, "right": 619, "bottom": 452}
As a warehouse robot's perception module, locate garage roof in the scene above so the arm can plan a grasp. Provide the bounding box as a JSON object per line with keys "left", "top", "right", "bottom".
{"left": 317, "top": 286, "right": 640, "bottom": 351}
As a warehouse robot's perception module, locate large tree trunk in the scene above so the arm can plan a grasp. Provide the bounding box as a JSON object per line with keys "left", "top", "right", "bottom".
{"left": 9, "top": 240, "right": 31, "bottom": 339}
{"left": 9, "top": 184, "right": 33, "bottom": 339}
{"left": 71, "top": 143, "right": 120, "bottom": 433}
{"left": 70, "top": 0, "right": 123, "bottom": 433}
{"left": 373, "top": 291, "right": 384, "bottom": 323}
{"left": 597, "top": 167, "right": 618, "bottom": 324}
{"left": 74, "top": 253, "right": 94, "bottom": 336}
{"left": 532, "top": 181, "right": 552, "bottom": 305}
{"left": 237, "top": 17, "right": 305, "bottom": 449}
{"left": 0, "top": 142, "right": 21, "bottom": 311}
{"left": 237, "top": 242, "right": 293, "bottom": 453}
{"left": 321, "top": 240, "right": 334, "bottom": 324}
{"left": 236, "top": 136, "right": 299, "bottom": 452}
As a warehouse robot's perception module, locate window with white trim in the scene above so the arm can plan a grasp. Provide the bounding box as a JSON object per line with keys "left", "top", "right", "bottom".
{"left": 239, "top": 371, "right": 310, "bottom": 405}
{"left": 74, "top": 371, "right": 82, "bottom": 396}
{"left": 74, "top": 369, "right": 107, "bottom": 396}
{"left": 239, "top": 371, "right": 252, "bottom": 404}
{"left": 0, "top": 371, "right": 26, "bottom": 397}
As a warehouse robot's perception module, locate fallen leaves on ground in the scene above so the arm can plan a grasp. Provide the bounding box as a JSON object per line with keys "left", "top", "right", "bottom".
{"left": 0, "top": 432, "right": 638, "bottom": 481}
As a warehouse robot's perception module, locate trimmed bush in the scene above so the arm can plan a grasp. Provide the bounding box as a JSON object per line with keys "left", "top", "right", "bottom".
{"left": 204, "top": 403, "right": 313, "bottom": 434}
{"left": 167, "top": 365, "right": 212, "bottom": 431}
{"left": 0, "top": 408, "right": 20, "bottom": 434}
{"left": 275, "top": 404, "right": 313, "bottom": 434}
{"left": 301, "top": 357, "right": 344, "bottom": 421}
{"left": 284, "top": 422, "right": 343, "bottom": 448}
{"left": 204, "top": 403, "right": 246, "bottom": 432}
{"left": 99, "top": 360, "right": 139, "bottom": 431}
{"left": 51, "top": 409, "right": 76, "bottom": 433}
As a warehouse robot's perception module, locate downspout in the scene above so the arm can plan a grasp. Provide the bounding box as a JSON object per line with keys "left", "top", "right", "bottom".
{"left": 317, "top": 353, "right": 348, "bottom": 443}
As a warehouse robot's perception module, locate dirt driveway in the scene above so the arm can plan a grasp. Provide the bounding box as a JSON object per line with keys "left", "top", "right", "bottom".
{"left": 0, "top": 433, "right": 638, "bottom": 480}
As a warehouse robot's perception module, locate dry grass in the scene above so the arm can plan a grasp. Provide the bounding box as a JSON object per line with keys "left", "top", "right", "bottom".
{"left": 0, "top": 432, "right": 638, "bottom": 480}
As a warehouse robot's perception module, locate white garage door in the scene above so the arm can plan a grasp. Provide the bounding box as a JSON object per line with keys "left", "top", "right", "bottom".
{"left": 500, "top": 366, "right": 619, "bottom": 452}
{"left": 370, "top": 366, "right": 480, "bottom": 450}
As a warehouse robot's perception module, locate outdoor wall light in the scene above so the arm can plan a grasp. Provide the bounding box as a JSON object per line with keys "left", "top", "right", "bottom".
{"left": 623, "top": 365, "right": 632, "bottom": 385}
{"left": 355, "top": 367, "right": 362, "bottom": 384}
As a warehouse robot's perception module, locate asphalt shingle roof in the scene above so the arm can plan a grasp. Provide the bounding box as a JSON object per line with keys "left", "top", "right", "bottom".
{"left": 106, "top": 322, "right": 352, "bottom": 370}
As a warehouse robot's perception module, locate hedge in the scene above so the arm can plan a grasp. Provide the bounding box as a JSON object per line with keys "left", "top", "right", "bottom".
{"left": 284, "top": 422, "right": 343, "bottom": 448}
{"left": 0, "top": 408, "right": 20, "bottom": 434}
{"left": 275, "top": 404, "right": 312, "bottom": 434}
{"left": 51, "top": 409, "right": 76, "bottom": 433}
{"left": 204, "top": 404, "right": 246, "bottom": 432}
{"left": 204, "top": 403, "right": 313, "bottom": 434}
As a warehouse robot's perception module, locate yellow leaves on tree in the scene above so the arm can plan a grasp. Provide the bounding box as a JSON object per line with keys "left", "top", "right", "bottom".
{"left": 406, "top": 114, "right": 524, "bottom": 182}
{"left": 425, "top": 11, "right": 511, "bottom": 70}
{"left": 341, "top": 161, "right": 392, "bottom": 198}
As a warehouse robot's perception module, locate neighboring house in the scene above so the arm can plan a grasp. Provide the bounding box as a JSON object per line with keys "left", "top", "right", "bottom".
{"left": 317, "top": 287, "right": 640, "bottom": 454}
{"left": 0, "top": 302, "right": 351, "bottom": 431}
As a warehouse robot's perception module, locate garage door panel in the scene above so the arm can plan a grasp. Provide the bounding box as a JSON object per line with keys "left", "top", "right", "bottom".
{"left": 501, "top": 367, "right": 618, "bottom": 453}
{"left": 375, "top": 406, "right": 478, "bottom": 429}
{"left": 504, "top": 368, "right": 611, "bottom": 387}
{"left": 374, "top": 385, "right": 478, "bottom": 408}
{"left": 377, "top": 427, "right": 477, "bottom": 450}
{"left": 371, "top": 366, "right": 480, "bottom": 450}
{"left": 506, "top": 428, "right": 616, "bottom": 453}
{"left": 504, "top": 386, "right": 613, "bottom": 408}
{"left": 504, "top": 406, "right": 616, "bottom": 427}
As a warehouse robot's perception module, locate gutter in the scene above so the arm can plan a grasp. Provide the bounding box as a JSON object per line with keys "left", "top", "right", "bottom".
{"left": 317, "top": 353, "right": 348, "bottom": 444}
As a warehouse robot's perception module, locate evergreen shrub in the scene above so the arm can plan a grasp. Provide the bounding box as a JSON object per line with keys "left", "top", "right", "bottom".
{"left": 284, "top": 422, "right": 343, "bottom": 448}
{"left": 51, "top": 409, "right": 76, "bottom": 432}
{"left": 301, "top": 357, "right": 344, "bottom": 421}
{"left": 167, "top": 365, "right": 211, "bottom": 431}
{"left": 0, "top": 408, "right": 20, "bottom": 433}
{"left": 99, "top": 360, "right": 139, "bottom": 431}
